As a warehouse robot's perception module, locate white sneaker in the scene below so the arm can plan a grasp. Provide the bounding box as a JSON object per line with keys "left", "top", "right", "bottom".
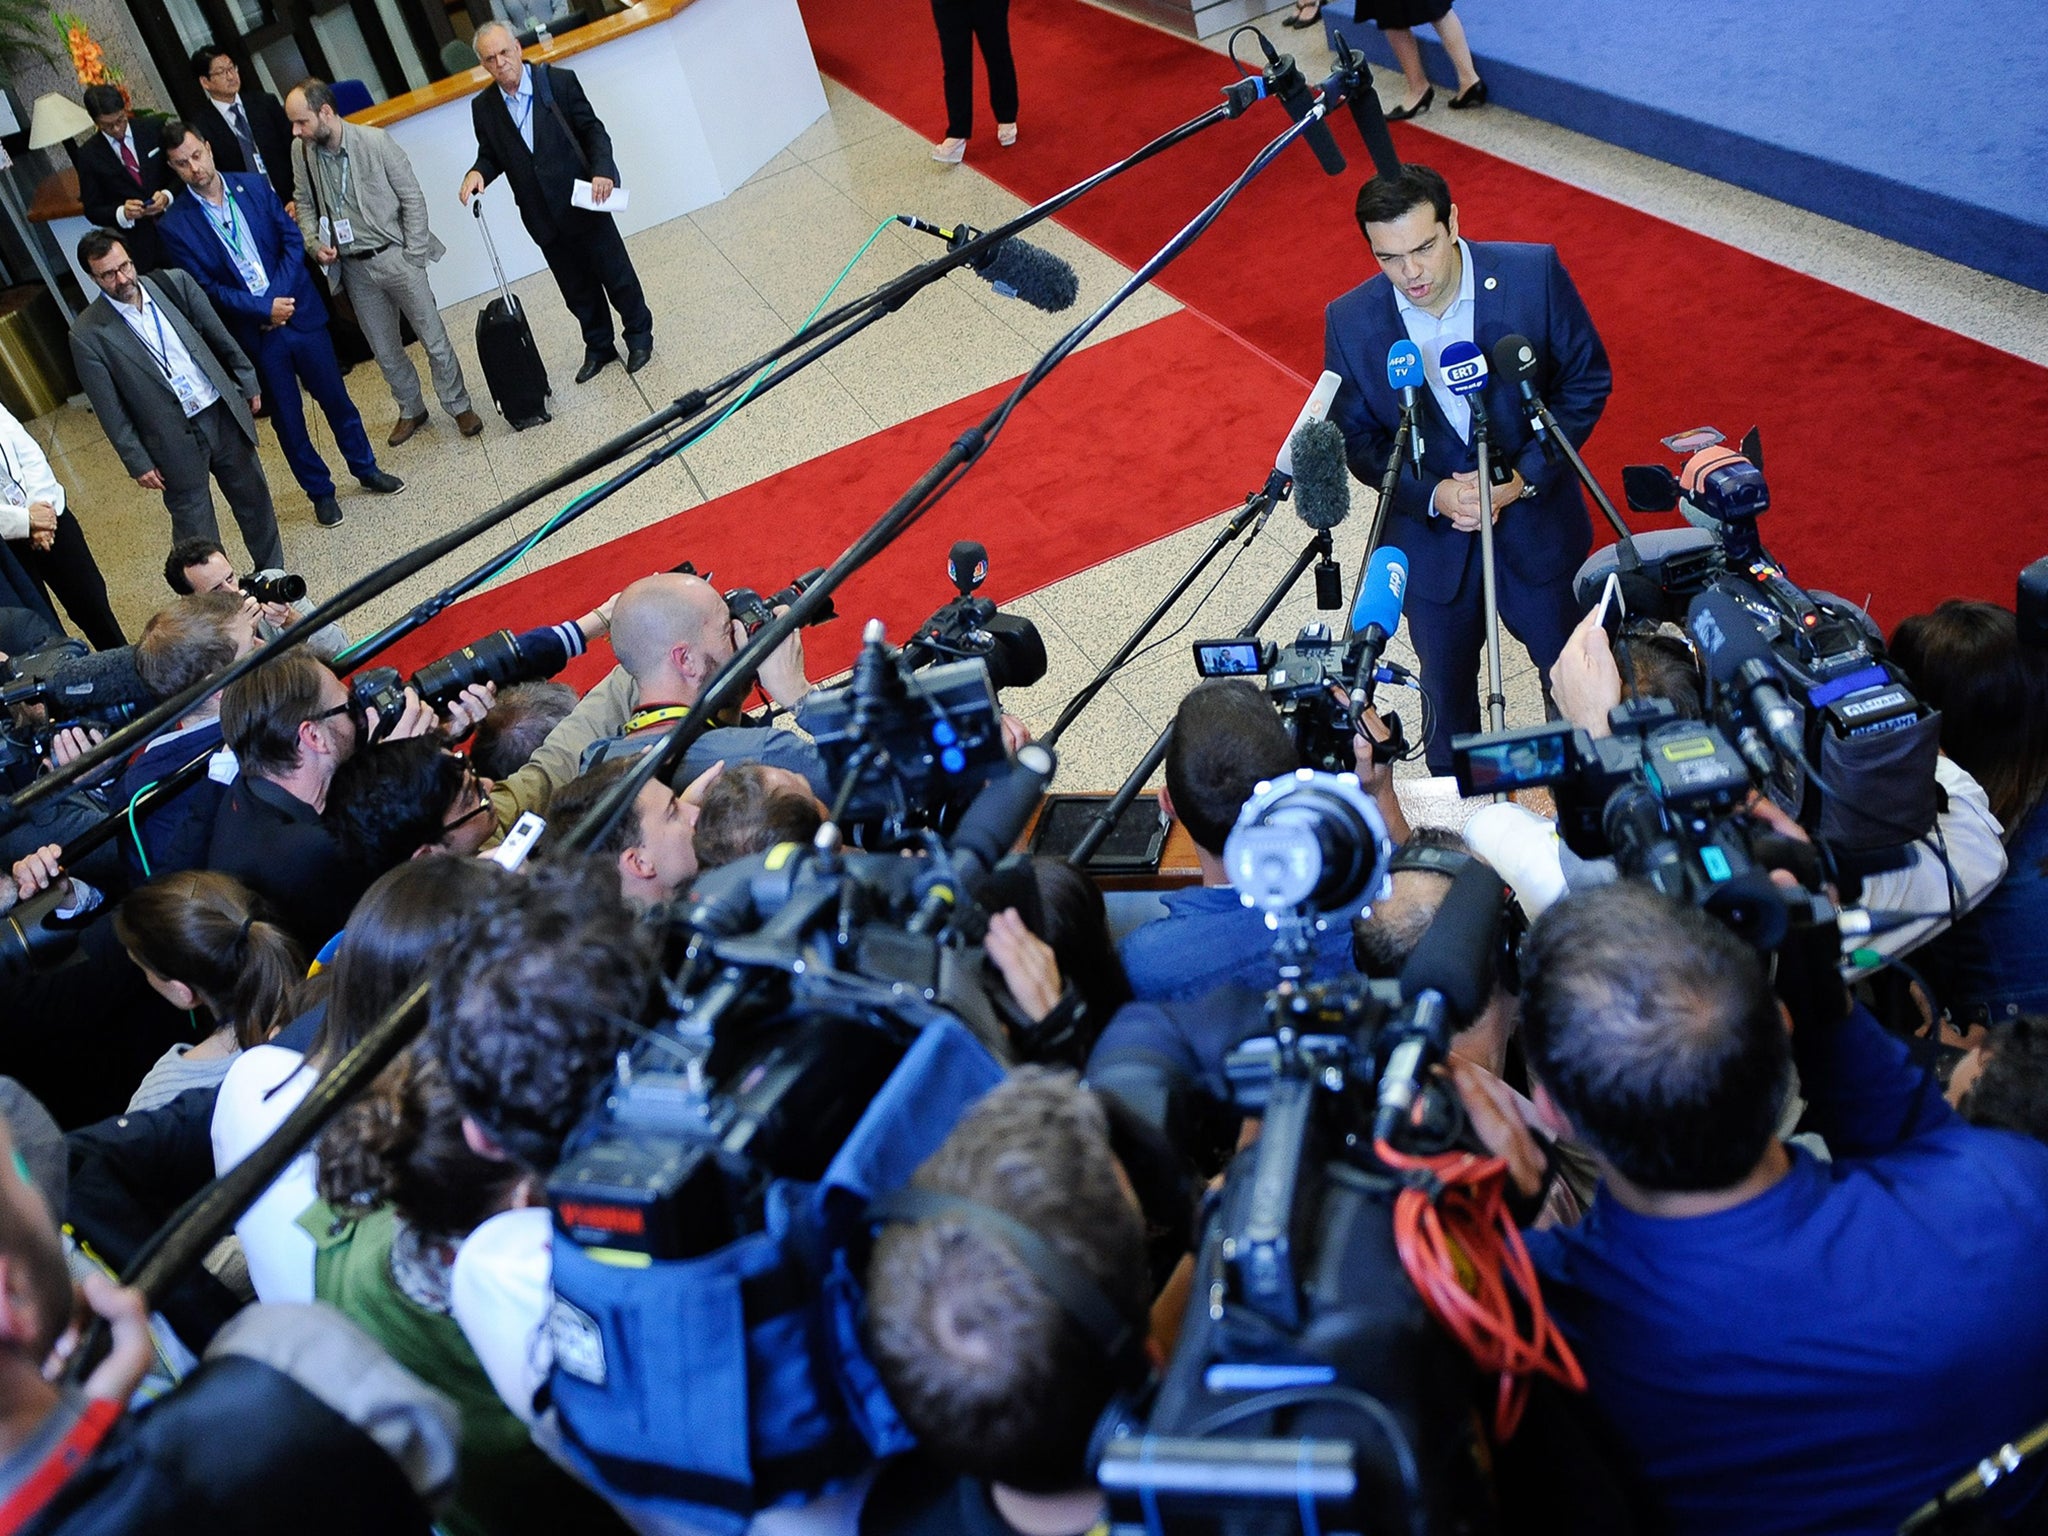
{"left": 996, "top": 122, "right": 1017, "bottom": 147}
{"left": 932, "top": 137, "right": 966, "bottom": 164}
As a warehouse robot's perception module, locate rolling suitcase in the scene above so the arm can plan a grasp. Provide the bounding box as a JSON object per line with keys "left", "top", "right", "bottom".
{"left": 471, "top": 196, "right": 551, "bottom": 430}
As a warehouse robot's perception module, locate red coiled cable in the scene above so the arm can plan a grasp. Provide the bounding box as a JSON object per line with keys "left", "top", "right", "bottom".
{"left": 1372, "top": 1139, "right": 1586, "bottom": 1440}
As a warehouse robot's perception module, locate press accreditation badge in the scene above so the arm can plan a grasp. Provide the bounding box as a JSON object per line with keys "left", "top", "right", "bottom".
{"left": 333, "top": 217, "right": 354, "bottom": 246}
{"left": 171, "top": 373, "right": 203, "bottom": 412}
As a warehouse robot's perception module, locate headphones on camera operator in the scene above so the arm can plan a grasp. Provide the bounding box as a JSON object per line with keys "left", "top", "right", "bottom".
{"left": 1383, "top": 839, "right": 1526, "bottom": 997}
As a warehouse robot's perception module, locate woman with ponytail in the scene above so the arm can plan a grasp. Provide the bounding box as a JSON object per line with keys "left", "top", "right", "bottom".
{"left": 113, "top": 871, "right": 303, "bottom": 1112}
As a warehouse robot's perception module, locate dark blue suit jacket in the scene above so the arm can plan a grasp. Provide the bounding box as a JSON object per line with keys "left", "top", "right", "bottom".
{"left": 1324, "top": 241, "right": 1611, "bottom": 606}
{"left": 158, "top": 171, "right": 327, "bottom": 358}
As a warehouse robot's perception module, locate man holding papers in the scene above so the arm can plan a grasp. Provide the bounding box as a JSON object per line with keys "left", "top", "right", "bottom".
{"left": 458, "top": 21, "right": 653, "bottom": 383}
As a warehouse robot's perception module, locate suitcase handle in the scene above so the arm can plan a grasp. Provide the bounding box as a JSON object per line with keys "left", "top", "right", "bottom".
{"left": 471, "top": 194, "right": 517, "bottom": 312}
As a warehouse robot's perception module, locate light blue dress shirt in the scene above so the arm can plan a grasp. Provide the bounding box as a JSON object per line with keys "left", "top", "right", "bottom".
{"left": 1392, "top": 236, "right": 1478, "bottom": 444}
{"left": 501, "top": 65, "right": 535, "bottom": 152}
{"left": 110, "top": 286, "right": 221, "bottom": 417}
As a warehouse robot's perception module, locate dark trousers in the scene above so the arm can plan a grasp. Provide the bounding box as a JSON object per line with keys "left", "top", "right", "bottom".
{"left": 163, "top": 400, "right": 286, "bottom": 572}
{"left": 932, "top": 0, "right": 1018, "bottom": 139}
{"left": 16, "top": 511, "right": 124, "bottom": 650}
{"left": 542, "top": 210, "right": 652, "bottom": 357}
{"left": 251, "top": 320, "right": 378, "bottom": 501}
{"left": 1408, "top": 549, "right": 1579, "bottom": 773}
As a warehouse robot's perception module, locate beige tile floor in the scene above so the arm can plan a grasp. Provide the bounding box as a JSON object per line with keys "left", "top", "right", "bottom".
{"left": 25, "top": 9, "right": 2048, "bottom": 808}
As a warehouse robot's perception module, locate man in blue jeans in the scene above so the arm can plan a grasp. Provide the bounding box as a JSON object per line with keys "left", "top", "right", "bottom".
{"left": 1117, "top": 681, "right": 1408, "bottom": 1002}
{"left": 1513, "top": 882, "right": 2048, "bottom": 1534}
{"left": 157, "top": 119, "right": 402, "bottom": 529}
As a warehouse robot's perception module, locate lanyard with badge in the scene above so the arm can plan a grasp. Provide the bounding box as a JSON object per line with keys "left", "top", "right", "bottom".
{"left": 322, "top": 148, "right": 356, "bottom": 247}
{"left": 135, "top": 297, "right": 207, "bottom": 413}
{"left": 201, "top": 186, "right": 268, "bottom": 295}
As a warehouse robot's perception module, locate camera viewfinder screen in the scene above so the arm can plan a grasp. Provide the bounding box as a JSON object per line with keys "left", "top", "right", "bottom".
{"left": 1193, "top": 640, "right": 1263, "bottom": 677}
{"left": 1460, "top": 730, "right": 1572, "bottom": 792}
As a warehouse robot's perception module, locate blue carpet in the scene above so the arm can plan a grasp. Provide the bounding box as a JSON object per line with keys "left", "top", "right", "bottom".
{"left": 1325, "top": 0, "right": 2048, "bottom": 292}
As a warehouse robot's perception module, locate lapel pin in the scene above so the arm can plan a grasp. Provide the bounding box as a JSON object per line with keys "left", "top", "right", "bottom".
{"left": 1484, "top": 276, "right": 1498, "bottom": 290}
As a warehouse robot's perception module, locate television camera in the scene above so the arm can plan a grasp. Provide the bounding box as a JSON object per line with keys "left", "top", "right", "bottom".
{"left": 1095, "top": 771, "right": 1577, "bottom": 1534}
{"left": 1570, "top": 428, "right": 1943, "bottom": 849}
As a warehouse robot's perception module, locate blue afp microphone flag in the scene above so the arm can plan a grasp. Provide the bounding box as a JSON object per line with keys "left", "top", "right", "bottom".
{"left": 1351, "top": 545, "right": 1410, "bottom": 640}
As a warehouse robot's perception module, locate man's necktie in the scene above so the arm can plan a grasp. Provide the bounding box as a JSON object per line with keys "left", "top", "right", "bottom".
{"left": 117, "top": 138, "right": 141, "bottom": 185}
{"left": 227, "top": 102, "right": 262, "bottom": 172}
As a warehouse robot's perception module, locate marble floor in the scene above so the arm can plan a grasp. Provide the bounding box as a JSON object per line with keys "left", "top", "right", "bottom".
{"left": 22, "top": 5, "right": 2048, "bottom": 806}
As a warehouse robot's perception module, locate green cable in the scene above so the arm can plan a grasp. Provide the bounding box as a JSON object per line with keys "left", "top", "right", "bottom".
{"left": 126, "top": 776, "right": 159, "bottom": 879}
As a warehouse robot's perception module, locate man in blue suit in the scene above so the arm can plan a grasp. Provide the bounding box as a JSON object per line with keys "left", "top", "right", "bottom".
{"left": 156, "top": 119, "right": 403, "bottom": 530}
{"left": 1325, "top": 164, "right": 1611, "bottom": 773}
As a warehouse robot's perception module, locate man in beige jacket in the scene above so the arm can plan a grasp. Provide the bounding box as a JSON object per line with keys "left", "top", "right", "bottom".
{"left": 285, "top": 78, "right": 483, "bottom": 446}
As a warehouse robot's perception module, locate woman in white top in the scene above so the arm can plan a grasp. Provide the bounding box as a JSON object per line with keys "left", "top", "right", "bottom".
{"left": 0, "top": 400, "right": 124, "bottom": 650}
{"left": 112, "top": 870, "right": 303, "bottom": 1113}
{"left": 212, "top": 855, "right": 503, "bottom": 1303}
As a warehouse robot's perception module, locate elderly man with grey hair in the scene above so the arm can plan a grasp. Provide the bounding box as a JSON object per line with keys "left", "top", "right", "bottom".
{"left": 285, "top": 78, "right": 482, "bottom": 447}
{"left": 458, "top": 20, "right": 652, "bottom": 382}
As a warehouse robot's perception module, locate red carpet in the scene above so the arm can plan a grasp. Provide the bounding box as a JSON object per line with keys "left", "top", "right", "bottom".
{"left": 374, "top": 311, "right": 1306, "bottom": 690}
{"left": 800, "top": 0, "right": 2048, "bottom": 626}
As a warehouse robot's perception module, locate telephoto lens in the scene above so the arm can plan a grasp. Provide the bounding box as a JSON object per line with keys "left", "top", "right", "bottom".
{"left": 242, "top": 571, "right": 307, "bottom": 606}
{"left": 411, "top": 630, "right": 525, "bottom": 706}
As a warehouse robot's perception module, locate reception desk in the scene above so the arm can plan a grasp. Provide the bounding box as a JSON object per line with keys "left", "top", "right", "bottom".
{"left": 359, "top": 0, "right": 826, "bottom": 305}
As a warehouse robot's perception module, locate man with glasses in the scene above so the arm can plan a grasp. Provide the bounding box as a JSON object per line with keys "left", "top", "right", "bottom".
{"left": 208, "top": 650, "right": 438, "bottom": 947}
{"left": 189, "top": 46, "right": 295, "bottom": 208}
{"left": 68, "top": 84, "right": 174, "bottom": 274}
{"left": 67, "top": 228, "right": 285, "bottom": 569}
{"left": 157, "top": 119, "right": 403, "bottom": 531}
{"left": 325, "top": 736, "right": 503, "bottom": 871}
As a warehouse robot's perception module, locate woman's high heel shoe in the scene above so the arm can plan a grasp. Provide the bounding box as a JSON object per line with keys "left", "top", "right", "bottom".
{"left": 1281, "top": 1, "right": 1323, "bottom": 28}
{"left": 1448, "top": 78, "right": 1489, "bottom": 109}
{"left": 1385, "top": 86, "right": 1434, "bottom": 122}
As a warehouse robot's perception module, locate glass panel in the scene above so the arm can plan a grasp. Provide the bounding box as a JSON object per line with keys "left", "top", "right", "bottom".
{"left": 252, "top": 36, "right": 311, "bottom": 99}
{"left": 308, "top": 7, "right": 384, "bottom": 101}
{"left": 226, "top": 0, "right": 277, "bottom": 32}
{"left": 369, "top": 0, "right": 430, "bottom": 91}
{"left": 162, "top": 0, "right": 216, "bottom": 53}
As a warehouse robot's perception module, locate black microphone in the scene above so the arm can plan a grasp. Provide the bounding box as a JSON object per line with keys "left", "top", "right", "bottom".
{"left": 1686, "top": 588, "right": 1806, "bottom": 765}
{"left": 1253, "top": 36, "right": 1345, "bottom": 176}
{"left": 896, "top": 216, "right": 1080, "bottom": 312}
{"left": 0, "top": 645, "right": 156, "bottom": 713}
{"left": 1490, "top": 333, "right": 1549, "bottom": 446}
{"left": 948, "top": 540, "right": 988, "bottom": 597}
{"left": 1376, "top": 858, "right": 1502, "bottom": 1142}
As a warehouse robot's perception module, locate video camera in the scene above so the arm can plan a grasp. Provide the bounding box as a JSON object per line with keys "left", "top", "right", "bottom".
{"left": 1452, "top": 702, "right": 1823, "bottom": 950}
{"left": 0, "top": 642, "right": 157, "bottom": 772}
{"left": 537, "top": 750, "right": 1053, "bottom": 1525}
{"left": 804, "top": 619, "right": 1011, "bottom": 829}
{"left": 1096, "top": 773, "right": 1524, "bottom": 1533}
{"left": 899, "top": 540, "right": 1047, "bottom": 693}
{"left": 1574, "top": 426, "right": 1942, "bottom": 851}
{"left": 1191, "top": 547, "right": 1417, "bottom": 775}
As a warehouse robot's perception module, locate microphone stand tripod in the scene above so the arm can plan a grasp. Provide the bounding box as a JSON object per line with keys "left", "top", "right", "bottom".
{"left": 1066, "top": 525, "right": 1332, "bottom": 869}
{"left": 1043, "top": 488, "right": 1275, "bottom": 749}
{"left": 1471, "top": 407, "right": 1509, "bottom": 735}
{"left": 64, "top": 103, "right": 1340, "bottom": 1365}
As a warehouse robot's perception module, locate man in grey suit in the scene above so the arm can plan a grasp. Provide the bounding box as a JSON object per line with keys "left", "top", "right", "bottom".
{"left": 285, "top": 78, "right": 483, "bottom": 447}
{"left": 67, "top": 228, "right": 285, "bottom": 569}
